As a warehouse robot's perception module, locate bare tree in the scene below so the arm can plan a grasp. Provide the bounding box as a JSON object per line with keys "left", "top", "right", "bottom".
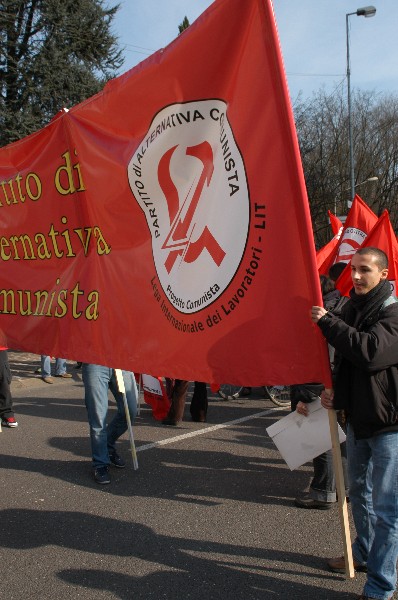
{"left": 293, "top": 88, "right": 398, "bottom": 247}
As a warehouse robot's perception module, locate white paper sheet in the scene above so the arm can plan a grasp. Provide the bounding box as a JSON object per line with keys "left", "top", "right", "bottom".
{"left": 266, "top": 398, "right": 346, "bottom": 470}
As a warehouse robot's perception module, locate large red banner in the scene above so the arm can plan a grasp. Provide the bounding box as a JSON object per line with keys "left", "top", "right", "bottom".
{"left": 0, "top": 0, "right": 331, "bottom": 386}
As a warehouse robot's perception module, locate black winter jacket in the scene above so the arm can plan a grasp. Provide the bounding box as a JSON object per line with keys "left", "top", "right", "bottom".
{"left": 317, "top": 295, "right": 398, "bottom": 439}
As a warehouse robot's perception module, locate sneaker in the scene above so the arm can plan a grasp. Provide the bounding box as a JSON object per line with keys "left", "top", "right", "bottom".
{"left": 42, "top": 376, "right": 53, "bottom": 384}
{"left": 55, "top": 373, "right": 72, "bottom": 378}
{"left": 1, "top": 416, "right": 18, "bottom": 428}
{"left": 93, "top": 466, "right": 111, "bottom": 484}
{"left": 294, "top": 495, "right": 335, "bottom": 510}
{"left": 327, "top": 555, "right": 367, "bottom": 573}
{"left": 109, "top": 451, "right": 125, "bottom": 469}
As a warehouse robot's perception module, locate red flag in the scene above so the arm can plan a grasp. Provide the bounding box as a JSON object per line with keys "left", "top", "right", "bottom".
{"left": 328, "top": 211, "right": 343, "bottom": 236}
{"left": 317, "top": 237, "right": 340, "bottom": 275}
{"left": 141, "top": 375, "right": 170, "bottom": 421}
{"left": 0, "top": 0, "right": 331, "bottom": 387}
{"left": 316, "top": 212, "right": 343, "bottom": 274}
{"left": 319, "top": 195, "right": 378, "bottom": 275}
{"left": 336, "top": 210, "right": 398, "bottom": 297}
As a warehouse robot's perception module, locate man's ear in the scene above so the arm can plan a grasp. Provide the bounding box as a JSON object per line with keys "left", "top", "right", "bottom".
{"left": 380, "top": 268, "right": 389, "bottom": 280}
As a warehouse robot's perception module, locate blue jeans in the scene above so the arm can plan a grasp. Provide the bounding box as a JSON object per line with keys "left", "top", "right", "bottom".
{"left": 82, "top": 364, "right": 138, "bottom": 468}
{"left": 41, "top": 356, "right": 66, "bottom": 377}
{"left": 347, "top": 424, "right": 398, "bottom": 600}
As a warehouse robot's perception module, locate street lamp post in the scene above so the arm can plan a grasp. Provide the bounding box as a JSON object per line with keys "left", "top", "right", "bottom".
{"left": 335, "top": 176, "right": 378, "bottom": 216}
{"left": 346, "top": 6, "right": 376, "bottom": 208}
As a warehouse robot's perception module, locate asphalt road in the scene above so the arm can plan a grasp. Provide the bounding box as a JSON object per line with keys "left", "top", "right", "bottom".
{"left": 0, "top": 353, "right": 364, "bottom": 600}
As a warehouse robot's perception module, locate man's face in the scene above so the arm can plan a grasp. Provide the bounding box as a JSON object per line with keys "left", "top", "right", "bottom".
{"left": 350, "top": 252, "right": 388, "bottom": 295}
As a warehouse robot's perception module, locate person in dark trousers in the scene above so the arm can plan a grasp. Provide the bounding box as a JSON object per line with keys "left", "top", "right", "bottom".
{"left": 162, "top": 380, "right": 208, "bottom": 426}
{"left": 294, "top": 274, "right": 348, "bottom": 510}
{"left": 0, "top": 348, "right": 18, "bottom": 428}
{"left": 312, "top": 247, "right": 398, "bottom": 600}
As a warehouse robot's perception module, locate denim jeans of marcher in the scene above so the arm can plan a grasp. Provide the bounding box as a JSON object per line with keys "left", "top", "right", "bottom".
{"left": 347, "top": 424, "right": 398, "bottom": 600}
{"left": 82, "top": 364, "right": 138, "bottom": 468}
{"left": 41, "top": 356, "right": 67, "bottom": 377}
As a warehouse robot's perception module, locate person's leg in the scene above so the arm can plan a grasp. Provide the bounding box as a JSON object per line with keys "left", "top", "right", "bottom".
{"left": 346, "top": 423, "right": 374, "bottom": 566}
{"left": 82, "top": 364, "right": 112, "bottom": 468}
{"left": 309, "top": 450, "right": 336, "bottom": 502}
{"left": 362, "top": 431, "right": 398, "bottom": 600}
{"left": 107, "top": 370, "right": 138, "bottom": 452}
{"left": 165, "top": 378, "right": 174, "bottom": 400}
{"left": 295, "top": 450, "right": 336, "bottom": 508}
{"left": 41, "top": 355, "right": 51, "bottom": 378}
{"left": 190, "top": 381, "right": 208, "bottom": 422}
{"left": 0, "top": 350, "right": 14, "bottom": 420}
{"left": 54, "top": 358, "right": 66, "bottom": 376}
{"left": 164, "top": 380, "right": 189, "bottom": 423}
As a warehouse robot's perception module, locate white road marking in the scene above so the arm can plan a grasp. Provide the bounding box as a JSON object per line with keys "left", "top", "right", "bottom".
{"left": 136, "top": 407, "right": 284, "bottom": 452}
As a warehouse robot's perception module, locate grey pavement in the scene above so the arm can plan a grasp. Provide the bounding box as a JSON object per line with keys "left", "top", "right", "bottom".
{"left": 1, "top": 352, "right": 363, "bottom": 599}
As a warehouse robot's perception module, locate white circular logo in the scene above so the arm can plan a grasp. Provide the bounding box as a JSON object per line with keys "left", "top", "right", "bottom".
{"left": 335, "top": 227, "right": 367, "bottom": 263}
{"left": 128, "top": 100, "right": 249, "bottom": 314}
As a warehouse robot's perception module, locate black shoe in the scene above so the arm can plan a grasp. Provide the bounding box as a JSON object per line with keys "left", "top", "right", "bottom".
{"left": 162, "top": 417, "right": 178, "bottom": 426}
{"left": 93, "top": 466, "right": 111, "bottom": 484}
{"left": 191, "top": 410, "right": 207, "bottom": 423}
{"left": 109, "top": 451, "right": 125, "bottom": 468}
{"left": 294, "top": 495, "right": 334, "bottom": 510}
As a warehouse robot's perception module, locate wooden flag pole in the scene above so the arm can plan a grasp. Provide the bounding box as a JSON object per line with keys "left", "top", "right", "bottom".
{"left": 115, "top": 368, "right": 138, "bottom": 470}
{"left": 328, "top": 409, "right": 354, "bottom": 578}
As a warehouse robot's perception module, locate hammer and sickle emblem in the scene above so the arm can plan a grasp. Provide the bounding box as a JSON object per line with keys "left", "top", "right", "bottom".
{"left": 158, "top": 141, "right": 226, "bottom": 274}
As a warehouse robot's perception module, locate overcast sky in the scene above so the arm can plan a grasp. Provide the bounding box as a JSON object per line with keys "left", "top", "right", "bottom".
{"left": 112, "top": 0, "right": 397, "bottom": 102}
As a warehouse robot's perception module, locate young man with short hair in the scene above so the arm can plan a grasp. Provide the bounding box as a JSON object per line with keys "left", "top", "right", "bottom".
{"left": 311, "top": 248, "right": 398, "bottom": 600}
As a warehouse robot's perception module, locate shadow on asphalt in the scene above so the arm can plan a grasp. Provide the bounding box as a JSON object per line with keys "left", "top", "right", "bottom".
{"left": 10, "top": 392, "right": 87, "bottom": 422}
{"left": 0, "top": 508, "right": 354, "bottom": 600}
{"left": 0, "top": 440, "right": 309, "bottom": 508}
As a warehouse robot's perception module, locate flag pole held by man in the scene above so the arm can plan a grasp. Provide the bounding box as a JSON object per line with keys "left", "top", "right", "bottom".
{"left": 312, "top": 247, "right": 398, "bottom": 600}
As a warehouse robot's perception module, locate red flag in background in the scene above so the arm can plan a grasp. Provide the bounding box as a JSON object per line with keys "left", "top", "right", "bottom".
{"left": 328, "top": 211, "right": 343, "bottom": 236}
{"left": 317, "top": 212, "right": 343, "bottom": 275}
{"left": 141, "top": 375, "right": 170, "bottom": 421}
{"left": 320, "top": 195, "right": 378, "bottom": 276}
{"left": 336, "top": 210, "right": 398, "bottom": 297}
{"left": 317, "top": 237, "right": 340, "bottom": 274}
{"left": 0, "top": 0, "right": 331, "bottom": 387}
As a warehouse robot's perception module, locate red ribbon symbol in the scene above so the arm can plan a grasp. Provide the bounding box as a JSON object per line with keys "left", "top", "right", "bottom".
{"left": 158, "top": 141, "right": 226, "bottom": 273}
